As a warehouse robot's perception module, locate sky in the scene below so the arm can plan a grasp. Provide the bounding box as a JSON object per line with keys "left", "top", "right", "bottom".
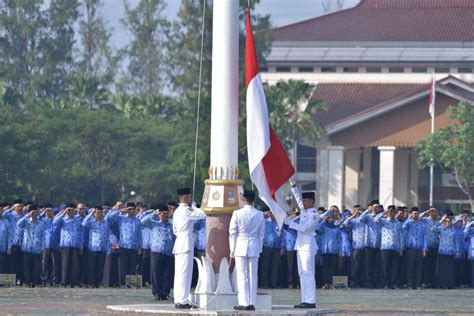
{"left": 102, "top": 0, "right": 359, "bottom": 49}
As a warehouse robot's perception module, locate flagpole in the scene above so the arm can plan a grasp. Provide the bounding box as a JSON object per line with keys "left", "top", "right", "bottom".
{"left": 429, "top": 78, "right": 435, "bottom": 206}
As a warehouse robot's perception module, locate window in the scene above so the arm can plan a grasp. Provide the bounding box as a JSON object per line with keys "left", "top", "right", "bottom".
{"left": 412, "top": 67, "right": 427, "bottom": 73}
{"left": 366, "top": 67, "right": 382, "bottom": 73}
{"left": 275, "top": 66, "right": 291, "bottom": 72}
{"left": 458, "top": 67, "right": 472, "bottom": 73}
{"left": 297, "top": 143, "right": 316, "bottom": 173}
{"left": 389, "top": 67, "right": 404, "bottom": 73}
{"left": 260, "top": 66, "right": 268, "bottom": 72}
{"left": 434, "top": 67, "right": 450, "bottom": 73}
{"left": 298, "top": 67, "right": 314, "bottom": 73}
{"left": 343, "top": 67, "right": 359, "bottom": 73}
{"left": 321, "top": 66, "right": 336, "bottom": 72}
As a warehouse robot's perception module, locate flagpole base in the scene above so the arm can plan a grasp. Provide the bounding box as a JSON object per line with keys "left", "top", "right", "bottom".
{"left": 201, "top": 179, "right": 244, "bottom": 215}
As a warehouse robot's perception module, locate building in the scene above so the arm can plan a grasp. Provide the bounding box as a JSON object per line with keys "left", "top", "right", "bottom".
{"left": 261, "top": 0, "right": 474, "bottom": 209}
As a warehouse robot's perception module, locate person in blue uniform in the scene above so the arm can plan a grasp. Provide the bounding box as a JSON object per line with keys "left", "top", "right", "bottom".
{"left": 142, "top": 204, "right": 175, "bottom": 300}
{"left": 338, "top": 211, "right": 352, "bottom": 279}
{"left": 342, "top": 205, "right": 366, "bottom": 288}
{"left": 375, "top": 205, "right": 404, "bottom": 289}
{"left": 0, "top": 203, "right": 12, "bottom": 274}
{"left": 53, "top": 203, "right": 84, "bottom": 287}
{"left": 192, "top": 217, "right": 206, "bottom": 287}
{"left": 452, "top": 215, "right": 467, "bottom": 287}
{"left": 282, "top": 210, "right": 299, "bottom": 288}
{"left": 82, "top": 206, "right": 109, "bottom": 288}
{"left": 137, "top": 204, "right": 152, "bottom": 287}
{"left": 431, "top": 213, "right": 460, "bottom": 289}
{"left": 260, "top": 207, "right": 285, "bottom": 288}
{"left": 75, "top": 203, "right": 89, "bottom": 286}
{"left": 402, "top": 207, "right": 427, "bottom": 289}
{"left": 359, "top": 201, "right": 383, "bottom": 288}
{"left": 39, "top": 204, "right": 57, "bottom": 286}
{"left": 3, "top": 199, "right": 25, "bottom": 284}
{"left": 106, "top": 202, "right": 142, "bottom": 287}
{"left": 464, "top": 220, "right": 474, "bottom": 287}
{"left": 316, "top": 213, "right": 341, "bottom": 289}
{"left": 420, "top": 207, "right": 440, "bottom": 288}
{"left": 17, "top": 206, "right": 45, "bottom": 287}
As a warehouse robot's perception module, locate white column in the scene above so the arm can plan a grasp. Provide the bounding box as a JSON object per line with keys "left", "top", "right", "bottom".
{"left": 345, "top": 149, "right": 361, "bottom": 209}
{"left": 328, "top": 146, "right": 345, "bottom": 209}
{"left": 316, "top": 148, "right": 329, "bottom": 208}
{"left": 358, "top": 147, "right": 372, "bottom": 207}
{"left": 378, "top": 146, "right": 395, "bottom": 206}
{"left": 409, "top": 149, "right": 419, "bottom": 206}
{"left": 210, "top": 0, "right": 239, "bottom": 180}
{"left": 394, "top": 149, "right": 410, "bottom": 206}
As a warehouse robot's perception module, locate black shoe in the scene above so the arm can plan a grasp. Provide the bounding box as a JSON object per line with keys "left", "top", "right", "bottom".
{"left": 159, "top": 295, "right": 170, "bottom": 300}
{"left": 234, "top": 305, "right": 248, "bottom": 311}
{"left": 248, "top": 305, "right": 256, "bottom": 311}
{"left": 154, "top": 295, "right": 161, "bottom": 301}
{"left": 175, "top": 303, "right": 197, "bottom": 309}
{"left": 294, "top": 302, "right": 316, "bottom": 308}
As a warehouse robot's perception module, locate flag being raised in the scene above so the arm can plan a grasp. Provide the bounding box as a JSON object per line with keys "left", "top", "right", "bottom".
{"left": 245, "top": 9, "right": 295, "bottom": 230}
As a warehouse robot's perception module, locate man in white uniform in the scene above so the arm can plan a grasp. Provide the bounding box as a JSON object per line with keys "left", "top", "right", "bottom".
{"left": 172, "top": 188, "right": 207, "bottom": 309}
{"left": 285, "top": 191, "right": 319, "bottom": 308}
{"left": 229, "top": 189, "right": 265, "bottom": 311}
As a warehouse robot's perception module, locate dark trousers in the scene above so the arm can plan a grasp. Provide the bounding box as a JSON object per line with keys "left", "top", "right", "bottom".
{"left": 397, "top": 251, "right": 408, "bottom": 287}
{"left": 455, "top": 258, "right": 468, "bottom": 287}
{"left": 423, "top": 247, "right": 438, "bottom": 287}
{"left": 61, "top": 247, "right": 80, "bottom": 286}
{"left": 140, "top": 249, "right": 151, "bottom": 285}
{"left": 470, "top": 261, "right": 474, "bottom": 288}
{"left": 9, "top": 245, "right": 22, "bottom": 283}
{"left": 338, "top": 255, "right": 350, "bottom": 277}
{"left": 365, "top": 247, "right": 382, "bottom": 288}
{"left": 286, "top": 250, "right": 299, "bottom": 288}
{"left": 150, "top": 252, "right": 173, "bottom": 298}
{"left": 119, "top": 248, "right": 138, "bottom": 286}
{"left": 350, "top": 249, "right": 365, "bottom": 287}
{"left": 53, "top": 250, "right": 61, "bottom": 285}
{"left": 87, "top": 251, "right": 106, "bottom": 287}
{"left": 23, "top": 252, "right": 41, "bottom": 286}
{"left": 436, "top": 254, "right": 455, "bottom": 288}
{"left": 79, "top": 249, "right": 88, "bottom": 285}
{"left": 41, "top": 249, "right": 56, "bottom": 284}
{"left": 0, "top": 252, "right": 7, "bottom": 273}
{"left": 405, "top": 248, "right": 423, "bottom": 288}
{"left": 381, "top": 250, "right": 399, "bottom": 287}
{"left": 260, "top": 247, "right": 279, "bottom": 288}
{"left": 321, "top": 253, "right": 338, "bottom": 286}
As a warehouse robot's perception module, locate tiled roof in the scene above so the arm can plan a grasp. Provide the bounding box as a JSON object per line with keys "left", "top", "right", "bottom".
{"left": 311, "top": 83, "right": 427, "bottom": 128}
{"left": 274, "top": 0, "right": 474, "bottom": 42}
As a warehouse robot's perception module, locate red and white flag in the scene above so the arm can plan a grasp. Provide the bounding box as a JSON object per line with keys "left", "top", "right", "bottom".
{"left": 245, "top": 9, "right": 295, "bottom": 229}
{"left": 429, "top": 77, "right": 435, "bottom": 117}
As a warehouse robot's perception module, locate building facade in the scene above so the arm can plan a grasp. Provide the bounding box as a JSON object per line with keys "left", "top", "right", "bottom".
{"left": 261, "top": 0, "right": 474, "bottom": 209}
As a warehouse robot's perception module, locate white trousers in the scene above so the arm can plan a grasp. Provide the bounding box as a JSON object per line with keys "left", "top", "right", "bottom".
{"left": 235, "top": 256, "right": 259, "bottom": 307}
{"left": 297, "top": 250, "right": 316, "bottom": 304}
{"left": 174, "top": 253, "right": 193, "bottom": 304}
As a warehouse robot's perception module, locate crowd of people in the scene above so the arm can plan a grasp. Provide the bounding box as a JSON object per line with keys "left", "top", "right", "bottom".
{"left": 0, "top": 196, "right": 473, "bottom": 300}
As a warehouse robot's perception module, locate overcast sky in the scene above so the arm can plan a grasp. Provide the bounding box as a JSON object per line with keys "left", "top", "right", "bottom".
{"left": 102, "top": 0, "right": 359, "bottom": 49}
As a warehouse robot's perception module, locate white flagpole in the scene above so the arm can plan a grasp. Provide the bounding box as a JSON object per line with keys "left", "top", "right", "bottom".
{"left": 429, "top": 77, "right": 435, "bottom": 206}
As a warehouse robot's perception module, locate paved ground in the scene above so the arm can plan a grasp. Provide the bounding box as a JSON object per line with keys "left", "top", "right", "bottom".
{"left": 0, "top": 287, "right": 473, "bottom": 315}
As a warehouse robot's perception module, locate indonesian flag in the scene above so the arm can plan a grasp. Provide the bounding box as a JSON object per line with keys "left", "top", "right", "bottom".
{"left": 429, "top": 77, "right": 435, "bottom": 117}
{"left": 245, "top": 9, "right": 295, "bottom": 229}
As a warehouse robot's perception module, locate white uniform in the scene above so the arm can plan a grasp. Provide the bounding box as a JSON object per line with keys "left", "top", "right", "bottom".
{"left": 287, "top": 208, "right": 319, "bottom": 304}
{"left": 172, "top": 203, "right": 207, "bottom": 305}
{"left": 229, "top": 205, "right": 265, "bottom": 307}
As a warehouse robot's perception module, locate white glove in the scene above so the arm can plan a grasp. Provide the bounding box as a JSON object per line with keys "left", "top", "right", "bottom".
{"left": 284, "top": 217, "right": 292, "bottom": 225}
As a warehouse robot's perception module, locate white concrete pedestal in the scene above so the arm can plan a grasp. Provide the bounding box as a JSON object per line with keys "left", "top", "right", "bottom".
{"left": 190, "top": 293, "right": 271, "bottom": 311}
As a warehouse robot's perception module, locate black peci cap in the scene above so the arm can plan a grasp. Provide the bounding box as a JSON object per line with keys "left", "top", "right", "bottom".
{"left": 242, "top": 189, "right": 256, "bottom": 202}
{"left": 177, "top": 188, "right": 191, "bottom": 196}
{"left": 126, "top": 202, "right": 136, "bottom": 208}
{"left": 302, "top": 192, "right": 315, "bottom": 200}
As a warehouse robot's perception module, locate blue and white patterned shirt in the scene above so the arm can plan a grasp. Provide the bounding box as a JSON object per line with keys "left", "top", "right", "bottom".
{"left": 17, "top": 216, "right": 45, "bottom": 254}
{"left": 263, "top": 218, "right": 285, "bottom": 249}
{"left": 316, "top": 223, "right": 341, "bottom": 254}
{"left": 3, "top": 210, "right": 24, "bottom": 246}
{"left": 137, "top": 211, "right": 153, "bottom": 249}
{"left": 53, "top": 213, "right": 83, "bottom": 249}
{"left": 40, "top": 217, "right": 56, "bottom": 250}
{"left": 431, "top": 224, "right": 459, "bottom": 256}
{"left": 420, "top": 213, "right": 440, "bottom": 249}
{"left": 402, "top": 219, "right": 427, "bottom": 251}
{"left": 340, "top": 227, "right": 351, "bottom": 257}
{"left": 453, "top": 225, "right": 465, "bottom": 260}
{"left": 193, "top": 219, "right": 206, "bottom": 251}
{"left": 359, "top": 210, "right": 381, "bottom": 248}
{"left": 75, "top": 214, "right": 89, "bottom": 250}
{"left": 375, "top": 213, "right": 404, "bottom": 252}
{"left": 282, "top": 224, "right": 297, "bottom": 251}
{"left": 0, "top": 218, "right": 12, "bottom": 253}
{"left": 106, "top": 210, "right": 142, "bottom": 250}
{"left": 141, "top": 214, "right": 175, "bottom": 256}
{"left": 464, "top": 224, "right": 474, "bottom": 260}
{"left": 82, "top": 213, "right": 109, "bottom": 252}
{"left": 342, "top": 216, "right": 366, "bottom": 250}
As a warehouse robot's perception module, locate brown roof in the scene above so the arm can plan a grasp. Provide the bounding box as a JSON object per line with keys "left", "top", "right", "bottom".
{"left": 311, "top": 83, "right": 427, "bottom": 128}
{"left": 275, "top": 0, "right": 474, "bottom": 42}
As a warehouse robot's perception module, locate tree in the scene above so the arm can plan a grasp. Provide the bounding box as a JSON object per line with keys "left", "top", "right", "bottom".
{"left": 417, "top": 102, "right": 474, "bottom": 210}
{"left": 121, "top": 0, "right": 169, "bottom": 96}
{"left": 77, "top": 0, "right": 119, "bottom": 86}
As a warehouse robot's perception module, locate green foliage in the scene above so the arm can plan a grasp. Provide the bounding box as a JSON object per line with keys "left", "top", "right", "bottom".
{"left": 417, "top": 102, "right": 474, "bottom": 208}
